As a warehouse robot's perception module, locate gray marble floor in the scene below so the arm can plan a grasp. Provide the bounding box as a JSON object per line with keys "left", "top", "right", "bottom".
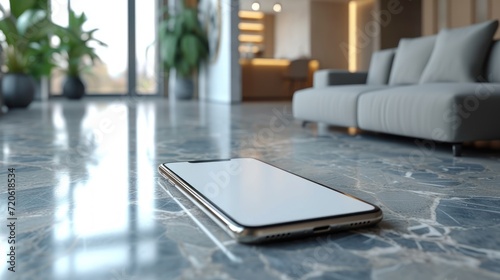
{"left": 1, "top": 98, "right": 499, "bottom": 280}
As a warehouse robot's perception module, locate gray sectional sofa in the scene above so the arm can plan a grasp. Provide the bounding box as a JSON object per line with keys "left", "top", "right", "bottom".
{"left": 293, "top": 20, "right": 500, "bottom": 156}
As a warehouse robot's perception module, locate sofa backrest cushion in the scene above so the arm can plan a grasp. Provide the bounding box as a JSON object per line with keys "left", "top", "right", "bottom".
{"left": 486, "top": 40, "right": 500, "bottom": 83}
{"left": 420, "top": 20, "right": 499, "bottom": 83}
{"left": 366, "top": 48, "right": 396, "bottom": 85}
{"left": 389, "top": 35, "right": 436, "bottom": 85}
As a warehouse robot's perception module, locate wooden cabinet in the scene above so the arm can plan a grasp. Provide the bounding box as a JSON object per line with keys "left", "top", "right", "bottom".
{"left": 241, "top": 59, "right": 318, "bottom": 101}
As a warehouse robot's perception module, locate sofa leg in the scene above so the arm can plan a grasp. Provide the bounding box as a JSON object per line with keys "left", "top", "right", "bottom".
{"left": 452, "top": 143, "right": 462, "bottom": 157}
{"left": 317, "top": 123, "right": 329, "bottom": 135}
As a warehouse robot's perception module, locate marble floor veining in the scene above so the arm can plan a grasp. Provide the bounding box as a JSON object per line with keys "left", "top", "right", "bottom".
{"left": 0, "top": 98, "right": 499, "bottom": 280}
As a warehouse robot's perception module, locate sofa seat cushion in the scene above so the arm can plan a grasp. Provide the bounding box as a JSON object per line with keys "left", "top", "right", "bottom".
{"left": 357, "top": 83, "right": 500, "bottom": 142}
{"left": 293, "top": 85, "right": 389, "bottom": 127}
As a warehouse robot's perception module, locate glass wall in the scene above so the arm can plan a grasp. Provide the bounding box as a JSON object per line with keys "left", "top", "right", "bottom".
{"left": 135, "top": 0, "right": 158, "bottom": 95}
{"left": 51, "top": 0, "right": 128, "bottom": 95}
{"left": 0, "top": 0, "right": 9, "bottom": 14}
{"left": 49, "top": 0, "right": 159, "bottom": 95}
{"left": 0, "top": 0, "right": 159, "bottom": 95}
{"left": 0, "top": 0, "right": 10, "bottom": 50}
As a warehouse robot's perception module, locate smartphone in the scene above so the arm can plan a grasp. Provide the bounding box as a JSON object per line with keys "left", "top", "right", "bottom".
{"left": 158, "top": 158, "right": 382, "bottom": 243}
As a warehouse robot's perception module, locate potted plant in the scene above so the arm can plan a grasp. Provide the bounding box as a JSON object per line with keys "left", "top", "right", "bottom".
{"left": 56, "top": 10, "right": 106, "bottom": 99}
{"left": 0, "top": 2, "right": 56, "bottom": 108}
{"left": 159, "top": 1, "right": 209, "bottom": 99}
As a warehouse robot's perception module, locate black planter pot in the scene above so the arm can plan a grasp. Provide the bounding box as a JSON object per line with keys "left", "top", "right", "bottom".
{"left": 168, "top": 69, "right": 195, "bottom": 100}
{"left": 2, "top": 74, "right": 35, "bottom": 109}
{"left": 63, "top": 76, "right": 85, "bottom": 99}
{"left": 174, "top": 76, "right": 194, "bottom": 100}
{"left": 169, "top": 70, "right": 194, "bottom": 100}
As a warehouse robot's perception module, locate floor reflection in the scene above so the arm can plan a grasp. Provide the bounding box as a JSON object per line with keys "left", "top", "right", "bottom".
{"left": 43, "top": 101, "right": 164, "bottom": 278}
{"left": 136, "top": 102, "right": 156, "bottom": 231}
{"left": 2, "top": 98, "right": 499, "bottom": 279}
{"left": 206, "top": 103, "right": 231, "bottom": 158}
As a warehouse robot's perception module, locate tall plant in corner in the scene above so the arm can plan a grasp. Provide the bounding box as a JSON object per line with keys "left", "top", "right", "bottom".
{"left": 55, "top": 10, "right": 106, "bottom": 99}
{"left": 0, "top": 0, "right": 58, "bottom": 108}
{"left": 159, "top": 1, "right": 208, "bottom": 99}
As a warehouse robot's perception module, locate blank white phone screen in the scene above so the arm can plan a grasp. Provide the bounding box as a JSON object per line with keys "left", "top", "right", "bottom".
{"left": 165, "top": 158, "right": 375, "bottom": 227}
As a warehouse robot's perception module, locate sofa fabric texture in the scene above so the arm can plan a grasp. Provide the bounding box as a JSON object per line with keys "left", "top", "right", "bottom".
{"left": 292, "top": 20, "right": 500, "bottom": 146}
{"left": 314, "top": 70, "right": 368, "bottom": 88}
{"left": 486, "top": 40, "right": 500, "bottom": 83}
{"left": 293, "top": 85, "right": 388, "bottom": 127}
{"left": 389, "top": 35, "right": 436, "bottom": 85}
{"left": 419, "top": 20, "right": 499, "bottom": 83}
{"left": 357, "top": 83, "right": 500, "bottom": 142}
{"left": 366, "top": 48, "right": 396, "bottom": 85}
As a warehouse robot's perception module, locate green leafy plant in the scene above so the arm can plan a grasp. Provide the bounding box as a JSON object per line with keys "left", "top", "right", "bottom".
{"left": 56, "top": 10, "right": 106, "bottom": 77}
{"left": 159, "top": 3, "right": 209, "bottom": 77}
{"left": 0, "top": 1, "right": 57, "bottom": 76}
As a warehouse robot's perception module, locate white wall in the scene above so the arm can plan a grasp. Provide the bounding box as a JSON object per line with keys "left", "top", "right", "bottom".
{"left": 274, "top": 0, "right": 311, "bottom": 59}
{"left": 199, "top": 0, "right": 241, "bottom": 103}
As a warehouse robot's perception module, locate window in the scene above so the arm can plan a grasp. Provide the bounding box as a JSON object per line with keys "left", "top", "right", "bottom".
{"left": 0, "top": 0, "right": 9, "bottom": 15}
{"left": 135, "top": 0, "right": 158, "bottom": 94}
{"left": 50, "top": 0, "right": 159, "bottom": 96}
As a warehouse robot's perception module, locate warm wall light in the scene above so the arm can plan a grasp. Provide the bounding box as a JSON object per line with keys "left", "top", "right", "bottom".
{"left": 250, "top": 59, "right": 290, "bottom": 66}
{"left": 239, "top": 45, "right": 260, "bottom": 53}
{"left": 273, "top": 3, "right": 282, "bottom": 12}
{"left": 239, "top": 34, "right": 264, "bottom": 43}
{"left": 251, "top": 2, "right": 260, "bottom": 11}
{"left": 348, "top": 127, "right": 359, "bottom": 135}
{"left": 239, "top": 11, "right": 265, "bottom": 19}
{"left": 309, "top": 60, "right": 319, "bottom": 71}
{"left": 238, "top": 22, "right": 264, "bottom": 31}
{"left": 348, "top": 1, "right": 357, "bottom": 72}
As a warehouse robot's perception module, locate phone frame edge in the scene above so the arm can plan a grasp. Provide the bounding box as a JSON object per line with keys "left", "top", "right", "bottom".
{"left": 158, "top": 163, "right": 383, "bottom": 244}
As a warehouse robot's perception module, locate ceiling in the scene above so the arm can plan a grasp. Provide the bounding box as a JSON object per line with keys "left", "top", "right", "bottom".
{"left": 239, "top": 0, "right": 351, "bottom": 13}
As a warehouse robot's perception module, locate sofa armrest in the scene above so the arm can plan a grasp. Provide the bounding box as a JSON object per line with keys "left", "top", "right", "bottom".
{"left": 313, "top": 70, "right": 368, "bottom": 88}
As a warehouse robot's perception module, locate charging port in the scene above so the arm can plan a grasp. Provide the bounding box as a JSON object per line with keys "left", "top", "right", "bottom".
{"left": 313, "top": 226, "right": 330, "bottom": 233}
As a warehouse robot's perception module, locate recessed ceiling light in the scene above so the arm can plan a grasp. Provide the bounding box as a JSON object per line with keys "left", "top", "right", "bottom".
{"left": 251, "top": 2, "right": 260, "bottom": 11}
{"left": 273, "top": 3, "right": 282, "bottom": 13}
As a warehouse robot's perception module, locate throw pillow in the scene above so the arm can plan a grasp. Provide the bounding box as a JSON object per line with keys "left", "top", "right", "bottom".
{"left": 486, "top": 40, "right": 500, "bottom": 83}
{"left": 389, "top": 35, "right": 436, "bottom": 85}
{"left": 366, "top": 48, "right": 396, "bottom": 85}
{"left": 419, "top": 20, "right": 499, "bottom": 83}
